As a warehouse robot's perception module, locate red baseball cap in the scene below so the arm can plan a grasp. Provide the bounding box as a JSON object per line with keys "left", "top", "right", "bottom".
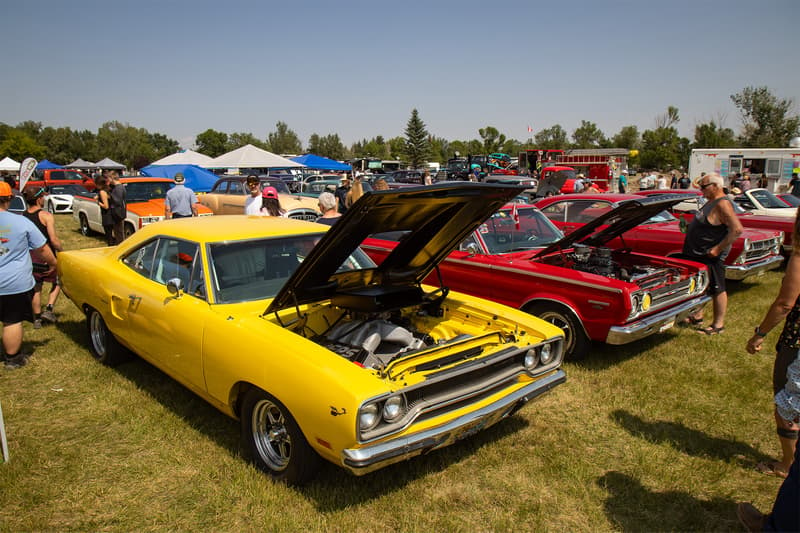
{"left": 261, "top": 186, "right": 278, "bottom": 199}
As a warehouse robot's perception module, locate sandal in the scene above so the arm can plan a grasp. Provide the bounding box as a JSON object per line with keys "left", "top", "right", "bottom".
{"left": 697, "top": 325, "right": 725, "bottom": 335}
{"left": 755, "top": 460, "right": 788, "bottom": 478}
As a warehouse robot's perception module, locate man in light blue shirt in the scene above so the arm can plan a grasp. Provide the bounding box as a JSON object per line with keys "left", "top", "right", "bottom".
{"left": 165, "top": 172, "right": 198, "bottom": 218}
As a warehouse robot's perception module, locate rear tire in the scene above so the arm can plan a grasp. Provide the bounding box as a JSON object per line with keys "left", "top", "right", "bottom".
{"left": 79, "top": 213, "right": 91, "bottom": 236}
{"left": 525, "top": 302, "right": 589, "bottom": 360}
{"left": 86, "top": 308, "right": 128, "bottom": 366}
{"left": 240, "top": 388, "right": 321, "bottom": 485}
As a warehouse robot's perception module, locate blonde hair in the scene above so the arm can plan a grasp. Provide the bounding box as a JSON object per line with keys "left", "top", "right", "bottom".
{"left": 346, "top": 180, "right": 363, "bottom": 208}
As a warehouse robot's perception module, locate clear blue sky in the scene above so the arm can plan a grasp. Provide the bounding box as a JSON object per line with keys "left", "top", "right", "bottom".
{"left": 2, "top": 0, "right": 798, "bottom": 149}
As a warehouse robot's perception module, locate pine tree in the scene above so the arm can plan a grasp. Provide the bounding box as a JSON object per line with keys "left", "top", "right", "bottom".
{"left": 403, "top": 109, "right": 430, "bottom": 168}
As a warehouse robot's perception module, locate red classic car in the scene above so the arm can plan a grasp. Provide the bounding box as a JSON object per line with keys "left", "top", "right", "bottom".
{"left": 535, "top": 193, "right": 784, "bottom": 280}
{"left": 363, "top": 195, "right": 711, "bottom": 359}
{"left": 635, "top": 189, "right": 794, "bottom": 255}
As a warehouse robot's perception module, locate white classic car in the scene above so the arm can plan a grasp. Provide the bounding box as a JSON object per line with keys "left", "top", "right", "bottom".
{"left": 733, "top": 188, "right": 797, "bottom": 217}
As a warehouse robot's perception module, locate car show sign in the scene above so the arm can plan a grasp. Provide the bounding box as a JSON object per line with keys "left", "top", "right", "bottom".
{"left": 19, "top": 157, "right": 38, "bottom": 191}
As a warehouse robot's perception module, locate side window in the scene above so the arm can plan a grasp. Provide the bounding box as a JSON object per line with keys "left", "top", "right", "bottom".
{"left": 152, "top": 238, "right": 202, "bottom": 299}
{"left": 50, "top": 171, "right": 65, "bottom": 181}
{"left": 122, "top": 239, "right": 160, "bottom": 278}
{"left": 228, "top": 181, "right": 244, "bottom": 195}
{"left": 541, "top": 203, "right": 566, "bottom": 223}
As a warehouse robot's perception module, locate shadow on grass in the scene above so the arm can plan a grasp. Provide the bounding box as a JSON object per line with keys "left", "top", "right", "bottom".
{"left": 572, "top": 333, "right": 676, "bottom": 371}
{"left": 597, "top": 471, "right": 738, "bottom": 531}
{"left": 611, "top": 410, "right": 773, "bottom": 468}
{"left": 52, "top": 316, "right": 534, "bottom": 508}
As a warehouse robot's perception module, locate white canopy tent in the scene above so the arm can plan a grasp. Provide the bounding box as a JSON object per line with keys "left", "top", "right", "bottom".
{"left": 206, "top": 144, "right": 303, "bottom": 169}
{"left": 94, "top": 158, "right": 126, "bottom": 170}
{"left": 66, "top": 158, "right": 98, "bottom": 169}
{"left": 0, "top": 156, "right": 20, "bottom": 171}
{"left": 149, "top": 149, "right": 214, "bottom": 167}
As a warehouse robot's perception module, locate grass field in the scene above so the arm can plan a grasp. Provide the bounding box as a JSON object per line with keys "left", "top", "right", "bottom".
{"left": 0, "top": 214, "right": 790, "bottom": 532}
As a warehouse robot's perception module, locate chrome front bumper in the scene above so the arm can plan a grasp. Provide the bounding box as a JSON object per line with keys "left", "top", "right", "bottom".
{"left": 340, "top": 370, "right": 566, "bottom": 475}
{"left": 725, "top": 254, "right": 784, "bottom": 280}
{"left": 605, "top": 295, "right": 710, "bottom": 345}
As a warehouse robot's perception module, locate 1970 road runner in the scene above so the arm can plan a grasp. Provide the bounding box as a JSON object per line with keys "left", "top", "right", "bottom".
{"left": 58, "top": 184, "right": 566, "bottom": 485}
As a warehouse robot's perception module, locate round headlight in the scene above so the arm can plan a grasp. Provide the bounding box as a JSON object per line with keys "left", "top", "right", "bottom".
{"left": 382, "top": 395, "right": 405, "bottom": 422}
{"left": 688, "top": 277, "right": 696, "bottom": 294}
{"left": 359, "top": 403, "right": 380, "bottom": 432}
{"left": 641, "top": 293, "right": 652, "bottom": 312}
{"left": 539, "top": 343, "right": 554, "bottom": 365}
{"left": 631, "top": 294, "right": 640, "bottom": 313}
{"left": 523, "top": 348, "right": 539, "bottom": 370}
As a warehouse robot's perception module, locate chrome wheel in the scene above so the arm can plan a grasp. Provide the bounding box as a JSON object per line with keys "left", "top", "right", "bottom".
{"left": 251, "top": 398, "right": 291, "bottom": 471}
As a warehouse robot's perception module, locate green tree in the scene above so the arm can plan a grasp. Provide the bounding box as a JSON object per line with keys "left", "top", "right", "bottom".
{"left": 387, "top": 136, "right": 406, "bottom": 160}
{"left": 571, "top": 120, "right": 606, "bottom": 148}
{"left": 640, "top": 127, "right": 690, "bottom": 170}
{"left": 351, "top": 136, "right": 389, "bottom": 160}
{"left": 478, "top": 126, "right": 506, "bottom": 153}
{"left": 0, "top": 129, "right": 46, "bottom": 161}
{"left": 195, "top": 129, "right": 229, "bottom": 157}
{"left": 611, "top": 125, "right": 641, "bottom": 150}
{"left": 95, "top": 121, "right": 156, "bottom": 169}
{"left": 693, "top": 120, "right": 736, "bottom": 148}
{"left": 148, "top": 132, "right": 180, "bottom": 160}
{"left": 227, "top": 132, "right": 268, "bottom": 151}
{"left": 266, "top": 121, "right": 302, "bottom": 155}
{"left": 15, "top": 120, "right": 43, "bottom": 141}
{"left": 731, "top": 86, "right": 800, "bottom": 147}
{"left": 403, "top": 109, "right": 430, "bottom": 168}
{"left": 533, "top": 125, "right": 569, "bottom": 149}
{"left": 308, "top": 133, "right": 347, "bottom": 160}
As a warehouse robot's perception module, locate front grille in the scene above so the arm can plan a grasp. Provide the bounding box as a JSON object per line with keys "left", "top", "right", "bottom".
{"left": 648, "top": 275, "right": 699, "bottom": 312}
{"left": 745, "top": 237, "right": 780, "bottom": 262}
{"left": 287, "top": 208, "right": 318, "bottom": 221}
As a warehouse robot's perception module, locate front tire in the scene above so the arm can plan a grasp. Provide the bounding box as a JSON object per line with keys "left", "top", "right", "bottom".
{"left": 525, "top": 302, "right": 589, "bottom": 360}
{"left": 79, "top": 213, "right": 91, "bottom": 236}
{"left": 47, "top": 201, "right": 55, "bottom": 214}
{"left": 241, "top": 388, "right": 321, "bottom": 485}
{"left": 123, "top": 223, "right": 135, "bottom": 239}
{"left": 86, "top": 308, "right": 128, "bottom": 366}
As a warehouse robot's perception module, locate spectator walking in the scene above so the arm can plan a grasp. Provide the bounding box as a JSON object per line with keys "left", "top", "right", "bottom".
{"left": 95, "top": 174, "right": 115, "bottom": 246}
{"left": 315, "top": 191, "right": 341, "bottom": 226}
{"left": 656, "top": 174, "right": 669, "bottom": 190}
{"left": 741, "top": 172, "right": 752, "bottom": 192}
{"left": 165, "top": 172, "right": 198, "bottom": 219}
{"left": 335, "top": 175, "right": 350, "bottom": 214}
{"left": 0, "top": 181, "right": 57, "bottom": 369}
{"left": 22, "top": 186, "right": 63, "bottom": 328}
{"left": 681, "top": 173, "right": 743, "bottom": 335}
{"left": 108, "top": 170, "right": 127, "bottom": 244}
{"left": 244, "top": 175, "right": 261, "bottom": 215}
{"left": 739, "top": 206, "right": 800, "bottom": 531}
{"left": 618, "top": 170, "right": 628, "bottom": 194}
{"left": 789, "top": 171, "right": 800, "bottom": 198}
{"left": 678, "top": 173, "right": 691, "bottom": 189}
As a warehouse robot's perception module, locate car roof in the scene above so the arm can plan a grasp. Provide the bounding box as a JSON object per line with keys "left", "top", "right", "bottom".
{"left": 119, "top": 177, "right": 173, "bottom": 183}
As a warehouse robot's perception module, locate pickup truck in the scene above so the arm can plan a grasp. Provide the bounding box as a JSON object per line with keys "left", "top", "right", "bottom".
{"left": 22, "top": 168, "right": 96, "bottom": 191}
{"left": 73, "top": 177, "right": 212, "bottom": 239}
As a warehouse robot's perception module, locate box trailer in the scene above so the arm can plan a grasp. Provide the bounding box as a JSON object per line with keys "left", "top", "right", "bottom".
{"left": 688, "top": 148, "right": 800, "bottom": 193}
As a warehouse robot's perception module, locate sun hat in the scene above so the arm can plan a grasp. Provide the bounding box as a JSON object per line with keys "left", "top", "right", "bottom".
{"left": 261, "top": 186, "right": 278, "bottom": 199}
{"left": 174, "top": 172, "right": 185, "bottom": 183}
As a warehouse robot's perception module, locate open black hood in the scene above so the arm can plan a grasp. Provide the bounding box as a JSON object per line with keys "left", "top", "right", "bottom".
{"left": 534, "top": 194, "right": 687, "bottom": 257}
{"left": 266, "top": 183, "right": 525, "bottom": 314}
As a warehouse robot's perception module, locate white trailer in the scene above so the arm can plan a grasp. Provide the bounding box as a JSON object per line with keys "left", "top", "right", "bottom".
{"left": 688, "top": 148, "right": 800, "bottom": 192}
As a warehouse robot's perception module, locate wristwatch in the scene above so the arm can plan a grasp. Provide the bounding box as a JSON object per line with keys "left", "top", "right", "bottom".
{"left": 754, "top": 326, "right": 767, "bottom": 338}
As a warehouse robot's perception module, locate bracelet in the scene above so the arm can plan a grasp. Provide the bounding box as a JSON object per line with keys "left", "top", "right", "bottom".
{"left": 754, "top": 326, "right": 767, "bottom": 338}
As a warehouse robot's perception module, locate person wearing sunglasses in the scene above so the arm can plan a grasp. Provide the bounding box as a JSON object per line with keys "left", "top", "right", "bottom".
{"left": 680, "top": 172, "right": 743, "bottom": 335}
{"left": 244, "top": 175, "right": 261, "bottom": 215}
{"left": 22, "top": 185, "right": 63, "bottom": 328}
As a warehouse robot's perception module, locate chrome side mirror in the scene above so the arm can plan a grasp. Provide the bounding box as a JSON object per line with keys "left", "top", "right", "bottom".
{"left": 166, "top": 278, "right": 184, "bottom": 297}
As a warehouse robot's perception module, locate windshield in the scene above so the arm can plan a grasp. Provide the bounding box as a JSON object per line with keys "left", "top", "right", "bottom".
{"left": 750, "top": 189, "right": 792, "bottom": 208}
{"left": 209, "top": 234, "right": 375, "bottom": 304}
{"left": 125, "top": 182, "right": 169, "bottom": 202}
{"left": 261, "top": 179, "right": 291, "bottom": 195}
{"left": 475, "top": 207, "right": 564, "bottom": 253}
{"left": 780, "top": 194, "right": 800, "bottom": 207}
{"left": 645, "top": 210, "right": 678, "bottom": 223}
{"left": 48, "top": 184, "right": 89, "bottom": 195}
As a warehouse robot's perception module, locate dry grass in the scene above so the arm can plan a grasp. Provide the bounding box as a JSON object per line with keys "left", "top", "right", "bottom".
{"left": 0, "top": 215, "right": 788, "bottom": 532}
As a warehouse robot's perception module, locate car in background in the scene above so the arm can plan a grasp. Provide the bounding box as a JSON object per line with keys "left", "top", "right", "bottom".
{"left": 386, "top": 169, "right": 427, "bottom": 184}
{"left": 9, "top": 192, "right": 25, "bottom": 215}
{"left": 776, "top": 193, "right": 800, "bottom": 208}
{"left": 199, "top": 175, "right": 320, "bottom": 219}
{"left": 57, "top": 184, "right": 565, "bottom": 485}
{"left": 535, "top": 193, "right": 784, "bottom": 280}
{"left": 44, "top": 184, "right": 90, "bottom": 214}
{"left": 297, "top": 179, "right": 340, "bottom": 198}
{"left": 483, "top": 174, "right": 538, "bottom": 200}
{"left": 733, "top": 188, "right": 797, "bottom": 217}
{"left": 363, "top": 196, "right": 711, "bottom": 360}
{"left": 636, "top": 189, "right": 795, "bottom": 255}
{"left": 22, "top": 168, "right": 96, "bottom": 192}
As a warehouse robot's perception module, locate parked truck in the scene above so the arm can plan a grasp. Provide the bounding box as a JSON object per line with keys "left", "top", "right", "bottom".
{"left": 21, "top": 168, "right": 96, "bottom": 191}
{"left": 688, "top": 148, "right": 800, "bottom": 192}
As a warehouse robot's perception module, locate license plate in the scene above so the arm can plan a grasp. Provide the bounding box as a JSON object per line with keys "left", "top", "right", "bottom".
{"left": 659, "top": 320, "right": 675, "bottom": 333}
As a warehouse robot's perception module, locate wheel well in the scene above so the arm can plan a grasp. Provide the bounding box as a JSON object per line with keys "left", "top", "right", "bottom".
{"left": 521, "top": 298, "right": 589, "bottom": 336}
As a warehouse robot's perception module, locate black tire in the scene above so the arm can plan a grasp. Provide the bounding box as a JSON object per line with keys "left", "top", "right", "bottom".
{"left": 123, "top": 223, "right": 135, "bottom": 239}
{"left": 47, "top": 201, "right": 55, "bottom": 214}
{"left": 240, "top": 388, "right": 321, "bottom": 485}
{"left": 79, "top": 213, "right": 91, "bottom": 236}
{"left": 86, "top": 308, "right": 128, "bottom": 366}
{"left": 525, "top": 302, "right": 589, "bottom": 360}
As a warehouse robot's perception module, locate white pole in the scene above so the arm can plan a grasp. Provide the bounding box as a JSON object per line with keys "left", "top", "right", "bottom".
{"left": 0, "top": 400, "right": 9, "bottom": 463}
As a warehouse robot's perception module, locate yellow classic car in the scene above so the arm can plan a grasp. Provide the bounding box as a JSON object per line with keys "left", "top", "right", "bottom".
{"left": 199, "top": 175, "right": 320, "bottom": 219}
{"left": 58, "top": 183, "right": 566, "bottom": 485}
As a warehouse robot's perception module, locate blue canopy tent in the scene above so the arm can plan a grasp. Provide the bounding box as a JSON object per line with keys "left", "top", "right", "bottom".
{"left": 36, "top": 159, "right": 63, "bottom": 170}
{"left": 290, "top": 154, "right": 351, "bottom": 171}
{"left": 139, "top": 164, "right": 220, "bottom": 193}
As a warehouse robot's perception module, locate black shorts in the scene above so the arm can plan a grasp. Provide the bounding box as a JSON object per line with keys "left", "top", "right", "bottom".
{"left": 0, "top": 289, "right": 35, "bottom": 325}
{"left": 677, "top": 254, "right": 726, "bottom": 295}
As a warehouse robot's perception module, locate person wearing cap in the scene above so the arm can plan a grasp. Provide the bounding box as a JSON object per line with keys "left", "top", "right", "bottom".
{"left": 259, "top": 186, "right": 286, "bottom": 217}
{"left": 335, "top": 174, "right": 350, "bottom": 215}
{"left": 165, "top": 172, "right": 198, "bottom": 219}
{"left": 0, "top": 181, "right": 57, "bottom": 369}
{"left": 618, "top": 169, "right": 628, "bottom": 194}
{"left": 22, "top": 185, "right": 63, "bottom": 328}
{"left": 244, "top": 175, "right": 261, "bottom": 215}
